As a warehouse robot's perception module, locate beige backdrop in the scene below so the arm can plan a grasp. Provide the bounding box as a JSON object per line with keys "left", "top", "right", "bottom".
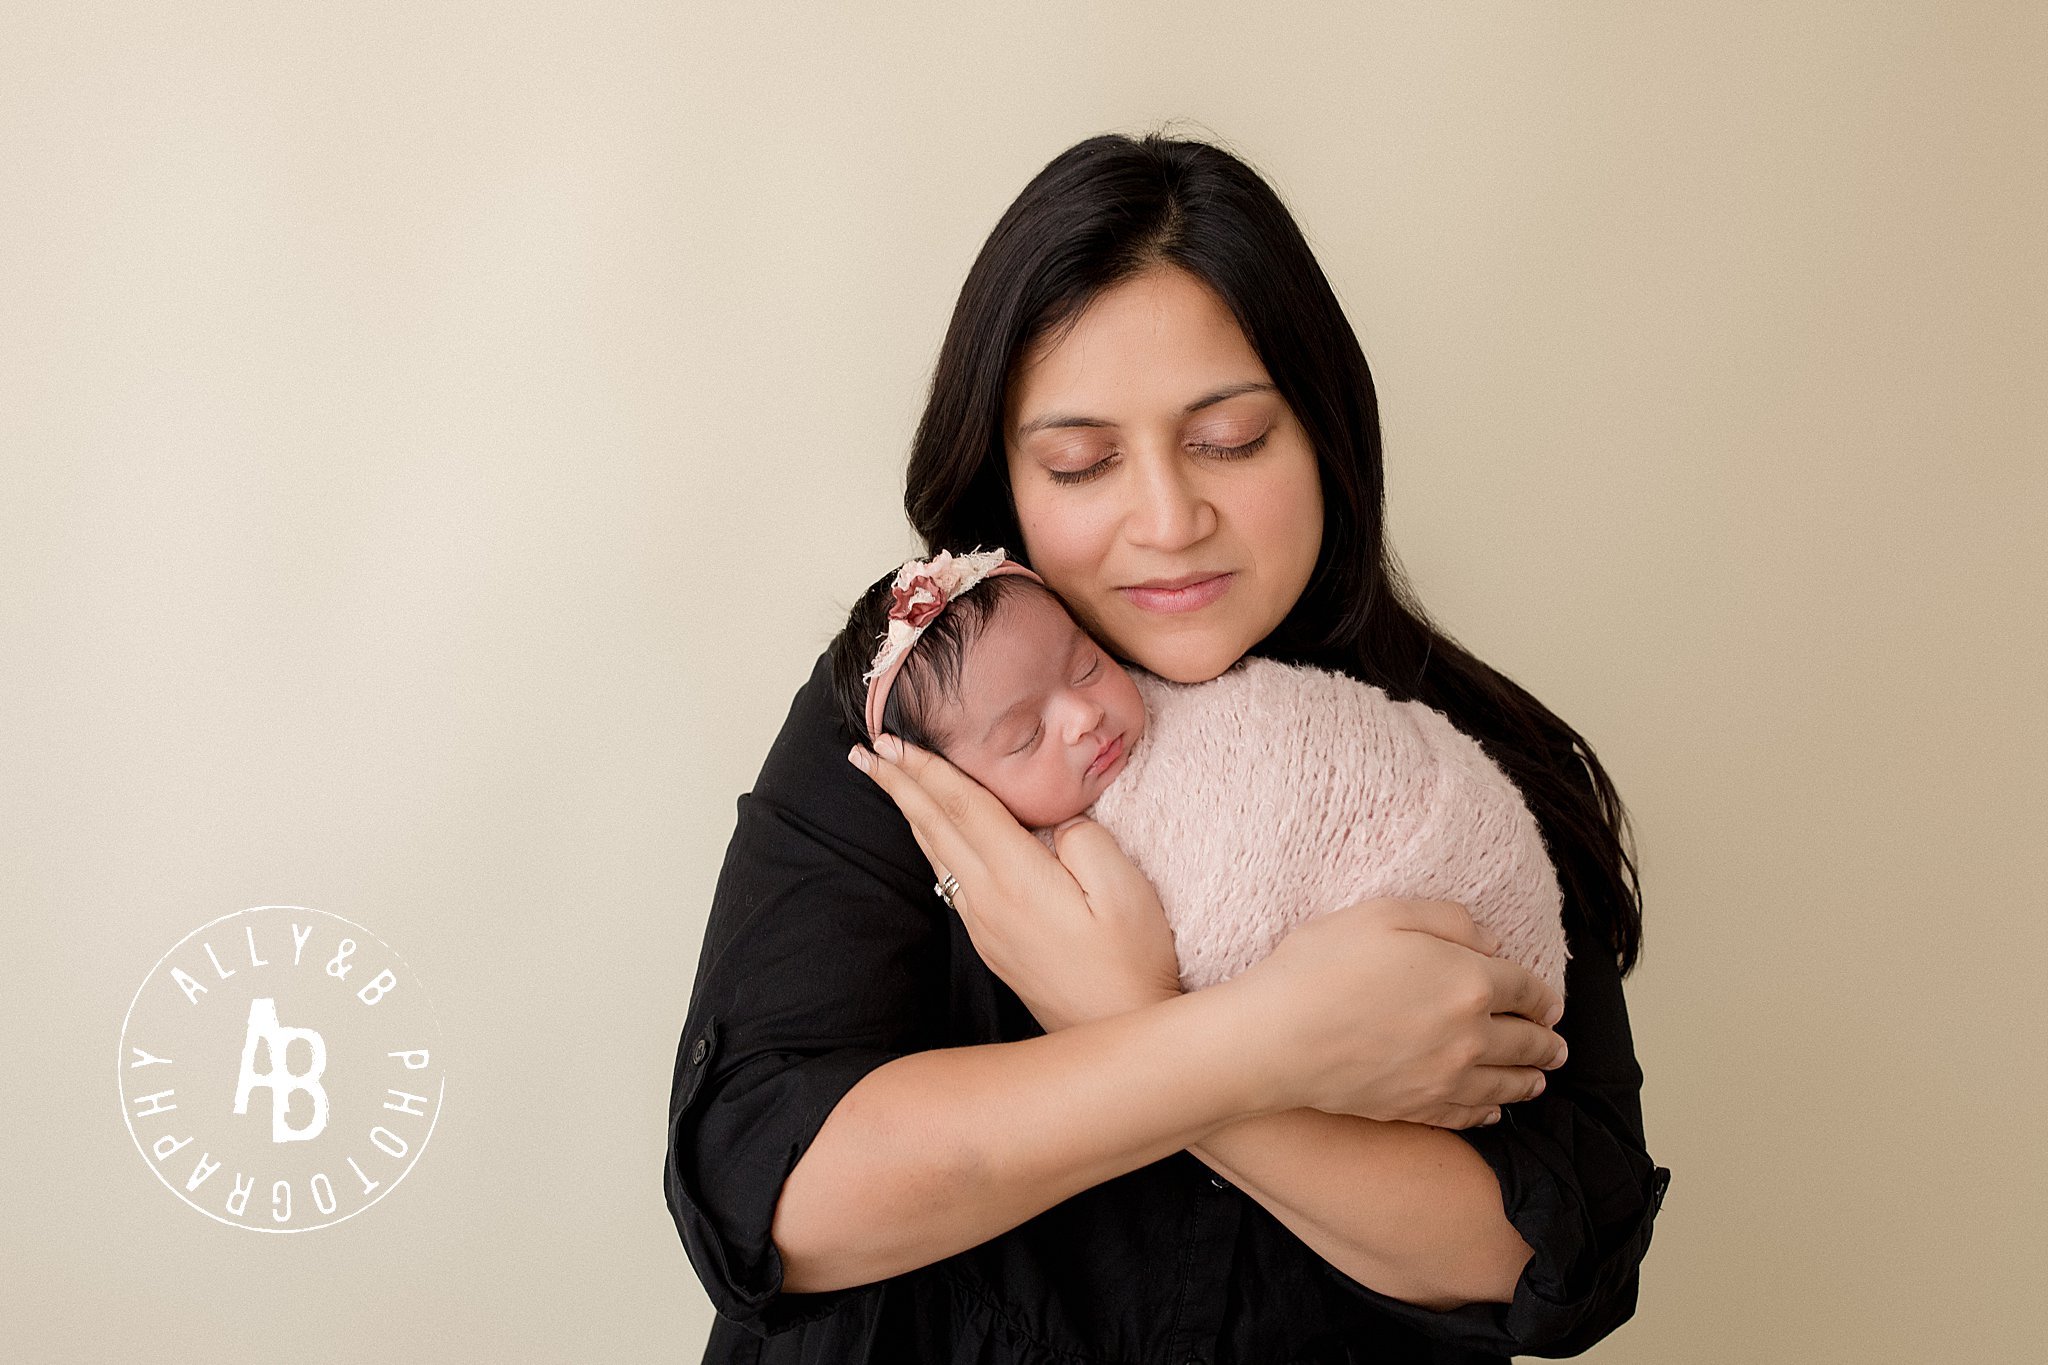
{"left": 5, "top": 3, "right": 2043, "bottom": 1362}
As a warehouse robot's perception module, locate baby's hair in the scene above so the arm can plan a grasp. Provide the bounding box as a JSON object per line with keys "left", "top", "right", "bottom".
{"left": 828, "top": 566, "right": 1058, "bottom": 754}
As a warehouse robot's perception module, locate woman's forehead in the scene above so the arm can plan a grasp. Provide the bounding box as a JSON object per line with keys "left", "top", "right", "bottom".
{"left": 1004, "top": 268, "right": 1266, "bottom": 430}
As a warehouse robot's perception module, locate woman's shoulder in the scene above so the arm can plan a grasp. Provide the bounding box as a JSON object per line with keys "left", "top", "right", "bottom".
{"left": 750, "top": 646, "right": 857, "bottom": 795}
{"left": 743, "top": 645, "right": 924, "bottom": 872}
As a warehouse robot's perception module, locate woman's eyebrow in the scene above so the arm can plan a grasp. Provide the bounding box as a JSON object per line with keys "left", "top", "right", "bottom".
{"left": 1184, "top": 380, "right": 1277, "bottom": 413}
{"left": 1015, "top": 381, "right": 1276, "bottom": 438}
{"left": 1014, "top": 412, "right": 1111, "bottom": 438}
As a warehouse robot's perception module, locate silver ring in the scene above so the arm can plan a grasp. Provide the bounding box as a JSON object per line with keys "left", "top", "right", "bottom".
{"left": 934, "top": 873, "right": 960, "bottom": 909}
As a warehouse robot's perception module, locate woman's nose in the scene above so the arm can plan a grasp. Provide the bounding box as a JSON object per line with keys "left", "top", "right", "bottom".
{"left": 1122, "top": 445, "right": 1216, "bottom": 551}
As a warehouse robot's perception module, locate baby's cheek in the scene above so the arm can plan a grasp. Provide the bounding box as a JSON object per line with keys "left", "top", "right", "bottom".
{"left": 949, "top": 749, "right": 1010, "bottom": 803}
{"left": 1011, "top": 764, "right": 1080, "bottom": 830}
{"left": 1069, "top": 772, "right": 1095, "bottom": 810}
{"left": 960, "top": 755, "right": 1041, "bottom": 825}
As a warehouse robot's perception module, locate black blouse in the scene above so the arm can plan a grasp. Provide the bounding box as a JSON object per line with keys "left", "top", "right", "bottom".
{"left": 663, "top": 647, "right": 1670, "bottom": 1364}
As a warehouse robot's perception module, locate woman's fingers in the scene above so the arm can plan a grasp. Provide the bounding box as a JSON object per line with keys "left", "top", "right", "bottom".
{"left": 1481, "top": 1011, "right": 1569, "bottom": 1071}
{"left": 1241, "top": 899, "right": 1572, "bottom": 1126}
{"left": 1466, "top": 1064, "right": 1551, "bottom": 1109}
{"left": 1378, "top": 896, "right": 1501, "bottom": 957}
{"left": 1482, "top": 953, "right": 1565, "bottom": 1028}
{"left": 852, "top": 736, "right": 1055, "bottom": 898}
{"left": 878, "top": 736, "right": 982, "bottom": 825}
{"left": 906, "top": 823, "right": 948, "bottom": 885}
{"left": 1442, "top": 1017, "right": 1567, "bottom": 1119}
{"left": 849, "top": 741, "right": 991, "bottom": 891}
{"left": 854, "top": 742, "right": 1175, "bottom": 1034}
{"left": 887, "top": 739, "right": 1021, "bottom": 830}
{"left": 1380, "top": 896, "right": 1564, "bottom": 1026}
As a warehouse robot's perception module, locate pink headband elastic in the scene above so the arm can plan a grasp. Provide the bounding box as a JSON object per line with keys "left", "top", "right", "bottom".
{"left": 862, "top": 547, "right": 1044, "bottom": 743}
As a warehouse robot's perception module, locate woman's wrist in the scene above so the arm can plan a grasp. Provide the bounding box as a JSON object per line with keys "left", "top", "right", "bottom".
{"left": 1150, "top": 972, "right": 1294, "bottom": 1125}
{"left": 775, "top": 976, "right": 1287, "bottom": 1293}
{"left": 977, "top": 975, "right": 1288, "bottom": 1197}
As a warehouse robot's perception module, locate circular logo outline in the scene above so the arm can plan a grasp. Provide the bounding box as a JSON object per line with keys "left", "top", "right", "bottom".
{"left": 117, "top": 904, "right": 447, "bottom": 1233}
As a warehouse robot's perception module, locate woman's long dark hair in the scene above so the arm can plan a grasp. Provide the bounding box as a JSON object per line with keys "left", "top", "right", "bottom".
{"left": 903, "top": 131, "right": 1645, "bottom": 974}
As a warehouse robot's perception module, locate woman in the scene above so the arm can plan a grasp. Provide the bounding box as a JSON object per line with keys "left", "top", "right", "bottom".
{"left": 664, "top": 132, "right": 1669, "bottom": 1364}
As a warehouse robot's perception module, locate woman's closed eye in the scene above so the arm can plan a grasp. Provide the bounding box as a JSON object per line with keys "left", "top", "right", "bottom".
{"left": 1190, "top": 431, "right": 1269, "bottom": 459}
{"left": 1043, "top": 431, "right": 1271, "bottom": 487}
{"left": 1046, "top": 461, "right": 1108, "bottom": 488}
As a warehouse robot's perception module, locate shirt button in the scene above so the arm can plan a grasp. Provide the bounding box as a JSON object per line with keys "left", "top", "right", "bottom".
{"left": 1208, "top": 1176, "right": 1227, "bottom": 1190}
{"left": 690, "top": 1037, "right": 709, "bottom": 1065}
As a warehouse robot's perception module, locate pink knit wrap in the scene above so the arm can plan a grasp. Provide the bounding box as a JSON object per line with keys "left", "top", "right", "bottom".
{"left": 1070, "top": 657, "right": 1570, "bottom": 998}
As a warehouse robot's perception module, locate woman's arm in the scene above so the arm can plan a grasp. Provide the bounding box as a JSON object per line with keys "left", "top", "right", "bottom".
{"left": 1187, "top": 907, "right": 1670, "bottom": 1357}
{"left": 839, "top": 735, "right": 1662, "bottom": 1354}
{"left": 673, "top": 661, "right": 1503, "bottom": 1334}
{"left": 1186, "top": 1111, "right": 1532, "bottom": 1309}
{"left": 772, "top": 972, "right": 1273, "bottom": 1292}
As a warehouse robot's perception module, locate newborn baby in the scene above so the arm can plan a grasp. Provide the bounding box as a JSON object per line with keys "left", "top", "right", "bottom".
{"left": 829, "top": 548, "right": 1569, "bottom": 997}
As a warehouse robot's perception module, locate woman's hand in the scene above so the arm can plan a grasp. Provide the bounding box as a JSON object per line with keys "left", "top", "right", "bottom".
{"left": 851, "top": 735, "right": 1185, "bottom": 1033}
{"left": 1231, "top": 897, "right": 1568, "bottom": 1130}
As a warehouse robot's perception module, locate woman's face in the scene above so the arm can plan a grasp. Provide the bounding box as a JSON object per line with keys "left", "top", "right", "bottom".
{"left": 1002, "top": 265, "right": 1324, "bottom": 684}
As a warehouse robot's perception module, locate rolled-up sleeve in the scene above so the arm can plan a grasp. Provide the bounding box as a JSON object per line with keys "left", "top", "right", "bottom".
{"left": 1452, "top": 920, "right": 1669, "bottom": 1354}
{"left": 1314, "top": 913, "right": 1670, "bottom": 1355}
{"left": 1312, "top": 745, "right": 1671, "bottom": 1357}
{"left": 663, "top": 731, "right": 944, "bottom": 1338}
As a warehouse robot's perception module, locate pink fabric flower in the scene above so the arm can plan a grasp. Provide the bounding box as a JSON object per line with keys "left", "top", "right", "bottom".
{"left": 890, "top": 575, "right": 946, "bottom": 628}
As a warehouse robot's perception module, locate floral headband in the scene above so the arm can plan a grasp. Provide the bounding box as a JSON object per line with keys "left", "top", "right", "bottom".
{"left": 862, "top": 547, "right": 1044, "bottom": 743}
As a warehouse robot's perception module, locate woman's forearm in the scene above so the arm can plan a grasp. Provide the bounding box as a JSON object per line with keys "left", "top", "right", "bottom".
{"left": 1189, "top": 1110, "right": 1532, "bottom": 1309}
{"left": 771, "top": 975, "right": 1273, "bottom": 1294}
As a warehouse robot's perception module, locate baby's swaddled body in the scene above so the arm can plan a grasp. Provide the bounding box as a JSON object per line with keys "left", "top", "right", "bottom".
{"left": 1082, "top": 656, "right": 1570, "bottom": 997}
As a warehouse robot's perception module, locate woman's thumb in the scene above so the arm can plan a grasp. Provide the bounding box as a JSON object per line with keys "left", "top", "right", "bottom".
{"left": 1054, "top": 817, "right": 1155, "bottom": 907}
{"left": 1051, "top": 816, "right": 1107, "bottom": 885}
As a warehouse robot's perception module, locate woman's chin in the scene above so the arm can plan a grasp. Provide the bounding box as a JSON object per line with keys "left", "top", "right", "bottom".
{"left": 1120, "top": 642, "right": 1241, "bottom": 685}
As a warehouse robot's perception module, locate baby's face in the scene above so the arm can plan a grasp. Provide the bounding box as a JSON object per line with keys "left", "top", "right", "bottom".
{"left": 937, "top": 589, "right": 1146, "bottom": 829}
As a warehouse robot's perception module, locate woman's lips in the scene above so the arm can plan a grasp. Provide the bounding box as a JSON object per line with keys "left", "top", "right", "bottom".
{"left": 1086, "top": 734, "right": 1125, "bottom": 779}
{"left": 1119, "top": 572, "right": 1233, "bottom": 614}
